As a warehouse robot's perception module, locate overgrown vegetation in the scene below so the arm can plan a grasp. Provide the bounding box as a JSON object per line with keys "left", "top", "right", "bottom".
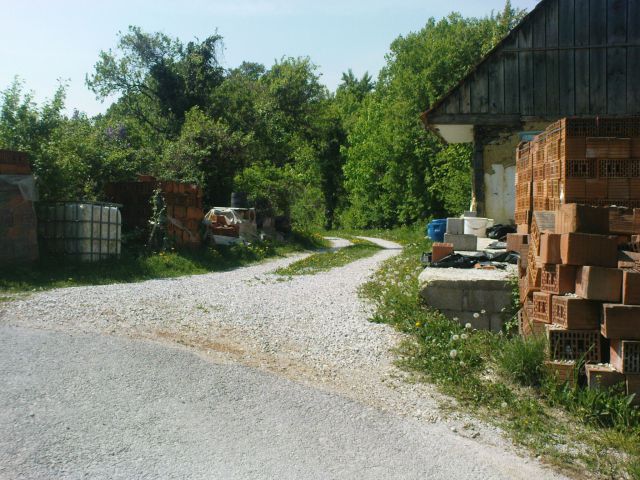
{"left": 360, "top": 226, "right": 640, "bottom": 479}
{"left": 0, "top": 231, "right": 328, "bottom": 294}
{"left": 274, "top": 237, "right": 381, "bottom": 276}
{"left": 0, "top": 3, "right": 523, "bottom": 230}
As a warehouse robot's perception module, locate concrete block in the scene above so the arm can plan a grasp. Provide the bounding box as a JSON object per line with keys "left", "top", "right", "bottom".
{"left": 440, "top": 309, "right": 490, "bottom": 330}
{"left": 490, "top": 314, "right": 504, "bottom": 332}
{"left": 420, "top": 285, "right": 464, "bottom": 311}
{"left": 446, "top": 218, "right": 464, "bottom": 235}
{"left": 465, "top": 288, "right": 512, "bottom": 312}
{"left": 444, "top": 233, "right": 477, "bottom": 251}
{"left": 418, "top": 266, "right": 516, "bottom": 331}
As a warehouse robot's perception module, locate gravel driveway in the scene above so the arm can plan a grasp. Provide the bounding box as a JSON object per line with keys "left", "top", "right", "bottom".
{"left": 0, "top": 238, "right": 567, "bottom": 479}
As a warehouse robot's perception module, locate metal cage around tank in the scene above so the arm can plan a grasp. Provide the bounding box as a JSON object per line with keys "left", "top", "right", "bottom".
{"left": 36, "top": 201, "right": 122, "bottom": 262}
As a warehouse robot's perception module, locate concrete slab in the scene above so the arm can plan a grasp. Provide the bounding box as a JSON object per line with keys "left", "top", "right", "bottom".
{"left": 419, "top": 265, "right": 517, "bottom": 331}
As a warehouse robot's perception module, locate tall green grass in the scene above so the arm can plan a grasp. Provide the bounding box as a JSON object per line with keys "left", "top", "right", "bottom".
{"left": 275, "top": 237, "right": 381, "bottom": 276}
{"left": 0, "top": 230, "right": 328, "bottom": 293}
{"left": 358, "top": 225, "right": 640, "bottom": 479}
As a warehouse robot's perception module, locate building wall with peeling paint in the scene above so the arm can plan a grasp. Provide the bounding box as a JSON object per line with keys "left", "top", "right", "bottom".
{"left": 481, "top": 122, "right": 549, "bottom": 224}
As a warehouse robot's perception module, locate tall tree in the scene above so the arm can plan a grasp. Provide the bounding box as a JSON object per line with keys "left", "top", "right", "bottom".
{"left": 87, "top": 26, "right": 224, "bottom": 136}
{"left": 340, "top": 4, "right": 525, "bottom": 228}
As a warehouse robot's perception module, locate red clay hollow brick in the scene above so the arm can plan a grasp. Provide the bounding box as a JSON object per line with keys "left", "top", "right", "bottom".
{"left": 618, "top": 251, "right": 640, "bottom": 269}
{"left": 575, "top": 266, "right": 623, "bottom": 302}
{"left": 623, "top": 270, "right": 640, "bottom": 305}
{"left": 546, "top": 326, "right": 601, "bottom": 363}
{"left": 554, "top": 203, "right": 609, "bottom": 234}
{"left": 431, "top": 242, "right": 454, "bottom": 263}
{"left": 545, "top": 360, "right": 577, "bottom": 387}
{"left": 610, "top": 340, "right": 640, "bottom": 374}
{"left": 585, "top": 364, "right": 626, "bottom": 390}
{"left": 551, "top": 296, "right": 600, "bottom": 330}
{"left": 541, "top": 264, "right": 577, "bottom": 295}
{"left": 626, "top": 375, "right": 640, "bottom": 405}
{"left": 506, "top": 233, "right": 528, "bottom": 253}
{"left": 533, "top": 291, "right": 554, "bottom": 323}
{"left": 560, "top": 233, "right": 618, "bottom": 267}
{"left": 539, "top": 233, "right": 562, "bottom": 264}
{"left": 601, "top": 304, "right": 640, "bottom": 340}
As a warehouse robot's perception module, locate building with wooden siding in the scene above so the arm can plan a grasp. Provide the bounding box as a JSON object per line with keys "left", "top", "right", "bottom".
{"left": 422, "top": 0, "right": 640, "bottom": 223}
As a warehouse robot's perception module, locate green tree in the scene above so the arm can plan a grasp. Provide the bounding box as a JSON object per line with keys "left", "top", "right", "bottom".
{"left": 340, "top": 4, "right": 524, "bottom": 228}
{"left": 87, "top": 26, "right": 224, "bottom": 136}
{"left": 159, "top": 107, "right": 249, "bottom": 207}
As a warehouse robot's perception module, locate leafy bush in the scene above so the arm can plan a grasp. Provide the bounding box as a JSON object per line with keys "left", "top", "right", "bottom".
{"left": 497, "top": 335, "right": 546, "bottom": 387}
{"left": 543, "top": 376, "right": 640, "bottom": 430}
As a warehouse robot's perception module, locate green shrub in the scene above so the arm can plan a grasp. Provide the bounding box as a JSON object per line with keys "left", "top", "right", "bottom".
{"left": 543, "top": 376, "right": 640, "bottom": 430}
{"left": 498, "top": 335, "right": 546, "bottom": 387}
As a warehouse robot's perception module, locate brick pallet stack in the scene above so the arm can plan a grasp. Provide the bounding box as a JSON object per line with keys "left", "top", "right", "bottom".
{"left": 512, "top": 117, "right": 640, "bottom": 398}
{"left": 514, "top": 117, "right": 640, "bottom": 231}
{"left": 519, "top": 205, "right": 640, "bottom": 398}
{"left": 105, "top": 177, "right": 203, "bottom": 247}
{"left": 0, "top": 150, "right": 38, "bottom": 264}
{"left": 161, "top": 181, "right": 203, "bottom": 247}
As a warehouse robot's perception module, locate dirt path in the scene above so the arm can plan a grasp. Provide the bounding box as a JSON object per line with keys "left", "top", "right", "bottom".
{"left": 0, "top": 238, "right": 567, "bottom": 479}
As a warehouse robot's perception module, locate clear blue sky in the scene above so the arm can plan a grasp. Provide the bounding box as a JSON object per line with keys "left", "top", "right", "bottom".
{"left": 1, "top": 0, "right": 539, "bottom": 116}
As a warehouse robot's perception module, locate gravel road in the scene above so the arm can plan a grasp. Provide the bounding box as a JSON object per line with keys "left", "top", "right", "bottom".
{"left": 0, "top": 238, "right": 567, "bottom": 479}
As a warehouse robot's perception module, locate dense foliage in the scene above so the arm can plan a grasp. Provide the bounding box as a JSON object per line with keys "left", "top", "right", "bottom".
{"left": 0, "top": 2, "right": 522, "bottom": 229}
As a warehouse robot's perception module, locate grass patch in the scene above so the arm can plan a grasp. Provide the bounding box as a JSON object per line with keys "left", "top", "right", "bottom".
{"left": 0, "top": 230, "right": 328, "bottom": 294}
{"left": 357, "top": 224, "right": 640, "bottom": 479}
{"left": 274, "top": 236, "right": 382, "bottom": 276}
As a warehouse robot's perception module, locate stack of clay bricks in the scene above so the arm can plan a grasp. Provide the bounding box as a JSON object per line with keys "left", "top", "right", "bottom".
{"left": 514, "top": 203, "right": 640, "bottom": 398}
{"left": 161, "top": 181, "right": 203, "bottom": 247}
{"left": 514, "top": 142, "right": 533, "bottom": 226}
{"left": 514, "top": 117, "right": 640, "bottom": 232}
{"left": 105, "top": 176, "right": 203, "bottom": 247}
{"left": 0, "top": 150, "right": 38, "bottom": 265}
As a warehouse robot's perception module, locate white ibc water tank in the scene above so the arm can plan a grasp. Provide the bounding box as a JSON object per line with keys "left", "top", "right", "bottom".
{"left": 37, "top": 202, "right": 122, "bottom": 262}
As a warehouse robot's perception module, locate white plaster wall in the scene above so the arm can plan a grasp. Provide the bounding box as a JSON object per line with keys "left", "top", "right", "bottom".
{"left": 484, "top": 164, "right": 515, "bottom": 224}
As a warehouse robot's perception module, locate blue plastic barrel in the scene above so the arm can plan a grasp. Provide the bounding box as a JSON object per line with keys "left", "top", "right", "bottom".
{"left": 426, "top": 218, "right": 447, "bottom": 242}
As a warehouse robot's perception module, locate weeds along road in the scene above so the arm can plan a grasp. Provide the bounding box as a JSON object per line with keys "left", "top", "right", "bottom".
{"left": 0, "top": 238, "right": 567, "bottom": 479}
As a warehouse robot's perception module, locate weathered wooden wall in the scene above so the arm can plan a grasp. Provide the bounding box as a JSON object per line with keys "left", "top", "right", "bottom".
{"left": 427, "top": 0, "right": 640, "bottom": 123}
